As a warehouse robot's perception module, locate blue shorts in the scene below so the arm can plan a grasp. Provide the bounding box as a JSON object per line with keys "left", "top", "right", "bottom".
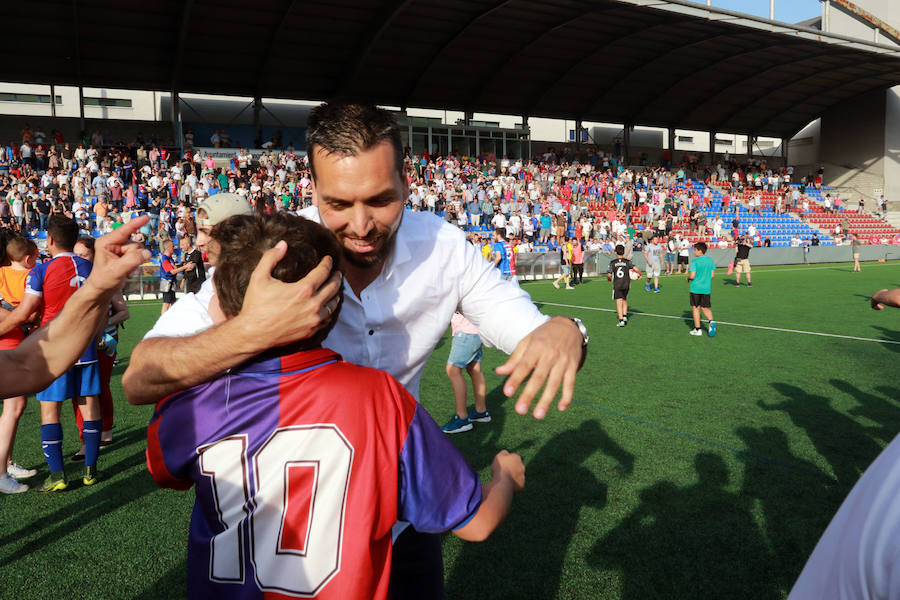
{"left": 37, "top": 363, "right": 101, "bottom": 402}
{"left": 447, "top": 332, "right": 483, "bottom": 368}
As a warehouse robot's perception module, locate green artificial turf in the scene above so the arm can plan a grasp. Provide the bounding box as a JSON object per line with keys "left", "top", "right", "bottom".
{"left": 2, "top": 260, "right": 899, "bottom": 599}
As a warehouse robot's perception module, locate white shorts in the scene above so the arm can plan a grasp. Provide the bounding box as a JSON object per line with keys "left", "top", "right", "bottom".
{"left": 646, "top": 263, "right": 661, "bottom": 277}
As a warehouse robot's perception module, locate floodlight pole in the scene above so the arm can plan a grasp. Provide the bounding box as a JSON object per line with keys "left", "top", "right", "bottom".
{"left": 769, "top": 0, "right": 775, "bottom": 20}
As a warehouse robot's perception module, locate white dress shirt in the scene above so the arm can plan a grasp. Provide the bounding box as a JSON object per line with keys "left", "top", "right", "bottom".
{"left": 145, "top": 208, "right": 548, "bottom": 399}
{"left": 788, "top": 433, "right": 900, "bottom": 600}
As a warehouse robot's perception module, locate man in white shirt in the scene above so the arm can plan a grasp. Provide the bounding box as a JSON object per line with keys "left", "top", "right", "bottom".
{"left": 124, "top": 102, "right": 587, "bottom": 599}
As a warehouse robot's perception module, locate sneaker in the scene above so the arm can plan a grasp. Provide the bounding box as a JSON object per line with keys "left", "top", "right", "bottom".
{"left": 0, "top": 473, "right": 28, "bottom": 494}
{"left": 83, "top": 466, "right": 99, "bottom": 486}
{"left": 441, "top": 415, "right": 473, "bottom": 434}
{"left": 735, "top": 282, "right": 741, "bottom": 287}
{"left": 645, "top": 283, "right": 651, "bottom": 292}
{"left": 467, "top": 409, "right": 492, "bottom": 423}
{"left": 689, "top": 329, "right": 703, "bottom": 336}
{"left": 708, "top": 321, "right": 717, "bottom": 337}
{"left": 747, "top": 283, "right": 753, "bottom": 288}
{"left": 653, "top": 288, "right": 660, "bottom": 293}
{"left": 70, "top": 450, "right": 85, "bottom": 463}
{"left": 7, "top": 462, "right": 37, "bottom": 479}
{"left": 616, "top": 320, "right": 626, "bottom": 327}
{"left": 39, "top": 473, "right": 68, "bottom": 493}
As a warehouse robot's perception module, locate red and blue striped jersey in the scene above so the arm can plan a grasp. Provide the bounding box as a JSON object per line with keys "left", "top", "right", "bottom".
{"left": 25, "top": 252, "right": 97, "bottom": 364}
{"left": 147, "top": 348, "right": 481, "bottom": 600}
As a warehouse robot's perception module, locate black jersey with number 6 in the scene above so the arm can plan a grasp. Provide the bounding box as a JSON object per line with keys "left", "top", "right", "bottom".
{"left": 608, "top": 258, "right": 633, "bottom": 289}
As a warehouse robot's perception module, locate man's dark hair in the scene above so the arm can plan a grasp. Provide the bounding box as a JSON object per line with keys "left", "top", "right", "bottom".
{"left": 306, "top": 101, "right": 403, "bottom": 179}
{"left": 615, "top": 244, "right": 625, "bottom": 256}
{"left": 212, "top": 213, "right": 343, "bottom": 347}
{"left": 694, "top": 241, "right": 708, "bottom": 253}
{"left": 494, "top": 228, "right": 507, "bottom": 240}
{"left": 48, "top": 215, "right": 79, "bottom": 251}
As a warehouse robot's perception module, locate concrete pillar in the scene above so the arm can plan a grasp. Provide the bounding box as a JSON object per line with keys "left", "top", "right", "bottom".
{"left": 465, "top": 111, "right": 474, "bottom": 126}
{"left": 502, "top": 132, "right": 507, "bottom": 158}
{"left": 408, "top": 122, "right": 413, "bottom": 154}
{"left": 172, "top": 90, "right": 183, "bottom": 154}
{"left": 475, "top": 129, "right": 480, "bottom": 156}
{"left": 78, "top": 85, "right": 85, "bottom": 135}
{"left": 428, "top": 126, "right": 433, "bottom": 156}
{"left": 623, "top": 124, "right": 631, "bottom": 165}
{"left": 708, "top": 130, "right": 715, "bottom": 163}
{"left": 448, "top": 128, "right": 452, "bottom": 156}
{"left": 253, "top": 96, "right": 262, "bottom": 147}
{"left": 50, "top": 84, "right": 56, "bottom": 119}
{"left": 782, "top": 137, "right": 789, "bottom": 166}
{"left": 668, "top": 128, "right": 676, "bottom": 166}
{"left": 747, "top": 134, "right": 755, "bottom": 159}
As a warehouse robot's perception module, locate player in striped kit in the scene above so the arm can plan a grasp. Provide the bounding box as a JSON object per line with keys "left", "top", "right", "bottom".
{"left": 0, "top": 216, "right": 102, "bottom": 491}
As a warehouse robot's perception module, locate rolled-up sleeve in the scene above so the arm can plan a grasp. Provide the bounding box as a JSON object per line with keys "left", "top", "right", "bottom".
{"left": 455, "top": 233, "right": 549, "bottom": 354}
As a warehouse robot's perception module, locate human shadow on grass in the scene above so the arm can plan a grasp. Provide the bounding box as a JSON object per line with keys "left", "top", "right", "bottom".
{"left": 868, "top": 325, "right": 900, "bottom": 351}
{"left": 590, "top": 453, "right": 780, "bottom": 600}
{"left": 762, "top": 383, "right": 884, "bottom": 487}
{"left": 0, "top": 451, "right": 156, "bottom": 569}
{"left": 831, "top": 379, "right": 900, "bottom": 444}
{"left": 445, "top": 420, "right": 629, "bottom": 600}
{"left": 735, "top": 426, "right": 848, "bottom": 596}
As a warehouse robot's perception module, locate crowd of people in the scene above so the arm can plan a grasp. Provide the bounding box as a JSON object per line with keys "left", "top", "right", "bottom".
{"left": 0, "top": 115, "right": 877, "bottom": 271}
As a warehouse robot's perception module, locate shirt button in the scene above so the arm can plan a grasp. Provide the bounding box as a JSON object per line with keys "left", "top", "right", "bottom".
{"left": 368, "top": 329, "right": 374, "bottom": 336}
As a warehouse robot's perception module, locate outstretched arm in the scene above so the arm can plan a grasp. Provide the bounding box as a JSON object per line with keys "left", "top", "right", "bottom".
{"left": 124, "top": 246, "right": 341, "bottom": 405}
{"left": 0, "top": 216, "right": 150, "bottom": 398}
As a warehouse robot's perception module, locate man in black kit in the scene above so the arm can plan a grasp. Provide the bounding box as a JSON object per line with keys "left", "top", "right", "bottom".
{"left": 178, "top": 236, "right": 205, "bottom": 294}
{"left": 607, "top": 244, "right": 634, "bottom": 327}
{"left": 734, "top": 236, "right": 753, "bottom": 287}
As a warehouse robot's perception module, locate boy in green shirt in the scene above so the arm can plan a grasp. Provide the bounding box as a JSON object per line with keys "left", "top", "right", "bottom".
{"left": 688, "top": 242, "right": 717, "bottom": 337}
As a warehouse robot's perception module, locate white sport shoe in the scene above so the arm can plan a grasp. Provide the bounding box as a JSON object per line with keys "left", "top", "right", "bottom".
{"left": 689, "top": 329, "right": 703, "bottom": 336}
{"left": 7, "top": 462, "right": 37, "bottom": 479}
{"left": 0, "top": 473, "right": 29, "bottom": 494}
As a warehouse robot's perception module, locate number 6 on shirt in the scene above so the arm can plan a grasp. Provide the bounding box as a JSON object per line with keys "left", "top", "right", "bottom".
{"left": 198, "top": 426, "right": 354, "bottom": 595}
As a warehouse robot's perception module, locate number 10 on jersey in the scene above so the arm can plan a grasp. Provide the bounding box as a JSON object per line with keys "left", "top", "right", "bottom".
{"left": 198, "top": 426, "right": 354, "bottom": 596}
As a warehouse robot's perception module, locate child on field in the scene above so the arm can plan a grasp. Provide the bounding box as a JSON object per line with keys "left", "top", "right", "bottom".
{"left": 442, "top": 312, "right": 491, "bottom": 433}
{"left": 607, "top": 244, "right": 633, "bottom": 327}
{"left": 688, "top": 241, "right": 717, "bottom": 337}
{"left": 0, "top": 236, "right": 40, "bottom": 493}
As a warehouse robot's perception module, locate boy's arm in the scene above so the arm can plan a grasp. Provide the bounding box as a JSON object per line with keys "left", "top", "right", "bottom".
{"left": 0, "top": 293, "right": 40, "bottom": 337}
{"left": 454, "top": 450, "right": 525, "bottom": 542}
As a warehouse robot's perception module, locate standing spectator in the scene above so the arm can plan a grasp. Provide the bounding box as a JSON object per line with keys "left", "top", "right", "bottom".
{"left": 571, "top": 237, "right": 585, "bottom": 285}
{"left": 441, "top": 312, "right": 490, "bottom": 434}
{"left": 851, "top": 233, "right": 862, "bottom": 273}
{"left": 643, "top": 235, "right": 663, "bottom": 293}
{"left": 552, "top": 235, "right": 574, "bottom": 290}
{"left": 688, "top": 242, "right": 717, "bottom": 337}
{"left": 0, "top": 237, "right": 40, "bottom": 493}
{"left": 607, "top": 243, "right": 633, "bottom": 327}
{"left": 179, "top": 236, "right": 205, "bottom": 294}
{"left": 734, "top": 236, "right": 753, "bottom": 287}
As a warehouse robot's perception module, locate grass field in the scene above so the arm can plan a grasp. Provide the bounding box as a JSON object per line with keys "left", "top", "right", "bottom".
{"left": 2, "top": 260, "right": 900, "bottom": 599}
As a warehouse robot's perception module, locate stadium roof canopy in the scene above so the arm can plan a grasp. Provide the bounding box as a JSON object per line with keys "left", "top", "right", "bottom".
{"left": 7, "top": 0, "right": 900, "bottom": 138}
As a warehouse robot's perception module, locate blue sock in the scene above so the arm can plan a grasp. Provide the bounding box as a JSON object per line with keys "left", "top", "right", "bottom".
{"left": 41, "top": 423, "right": 64, "bottom": 473}
{"left": 83, "top": 419, "right": 102, "bottom": 469}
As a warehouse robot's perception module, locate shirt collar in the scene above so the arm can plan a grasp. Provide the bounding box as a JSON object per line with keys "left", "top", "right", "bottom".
{"left": 238, "top": 346, "right": 342, "bottom": 375}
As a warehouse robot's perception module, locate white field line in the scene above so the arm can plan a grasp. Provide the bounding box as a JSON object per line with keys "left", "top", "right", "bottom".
{"left": 538, "top": 301, "right": 900, "bottom": 345}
